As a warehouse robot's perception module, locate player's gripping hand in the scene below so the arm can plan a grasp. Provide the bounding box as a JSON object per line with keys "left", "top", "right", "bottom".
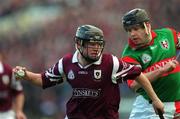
{"left": 16, "top": 110, "right": 27, "bottom": 119}
{"left": 152, "top": 98, "right": 164, "bottom": 116}
{"left": 161, "top": 60, "right": 179, "bottom": 73}
{"left": 13, "top": 66, "right": 26, "bottom": 80}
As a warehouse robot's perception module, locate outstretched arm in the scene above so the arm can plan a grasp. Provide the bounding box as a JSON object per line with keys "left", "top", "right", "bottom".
{"left": 13, "top": 66, "right": 43, "bottom": 87}
{"left": 13, "top": 93, "right": 27, "bottom": 119}
{"left": 113, "top": 59, "right": 164, "bottom": 114}
{"left": 135, "top": 73, "right": 164, "bottom": 114}
{"left": 130, "top": 60, "right": 178, "bottom": 91}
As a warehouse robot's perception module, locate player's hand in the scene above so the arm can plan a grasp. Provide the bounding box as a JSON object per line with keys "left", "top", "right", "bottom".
{"left": 161, "top": 60, "right": 179, "bottom": 73}
{"left": 152, "top": 99, "right": 164, "bottom": 115}
{"left": 13, "top": 66, "right": 26, "bottom": 80}
{"left": 16, "top": 111, "right": 27, "bottom": 119}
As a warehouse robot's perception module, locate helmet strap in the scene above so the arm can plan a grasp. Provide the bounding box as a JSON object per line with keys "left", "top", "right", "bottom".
{"left": 76, "top": 38, "right": 104, "bottom": 63}
{"left": 77, "top": 42, "right": 97, "bottom": 63}
{"left": 132, "top": 22, "right": 152, "bottom": 50}
{"left": 143, "top": 22, "right": 152, "bottom": 42}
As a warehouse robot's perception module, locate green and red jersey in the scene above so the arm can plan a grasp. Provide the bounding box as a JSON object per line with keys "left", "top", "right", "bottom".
{"left": 122, "top": 28, "right": 180, "bottom": 102}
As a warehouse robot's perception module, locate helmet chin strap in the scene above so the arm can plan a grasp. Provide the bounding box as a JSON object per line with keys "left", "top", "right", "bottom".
{"left": 143, "top": 22, "right": 152, "bottom": 43}
{"left": 133, "top": 23, "right": 152, "bottom": 49}
{"left": 78, "top": 46, "right": 98, "bottom": 63}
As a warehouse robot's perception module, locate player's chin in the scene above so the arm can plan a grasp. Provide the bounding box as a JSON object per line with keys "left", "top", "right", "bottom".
{"left": 132, "top": 40, "right": 140, "bottom": 45}
{"left": 89, "top": 56, "right": 99, "bottom": 61}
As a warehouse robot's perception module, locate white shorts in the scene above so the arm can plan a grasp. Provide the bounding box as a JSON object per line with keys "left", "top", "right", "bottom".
{"left": 129, "top": 95, "right": 180, "bottom": 119}
{"left": 64, "top": 115, "right": 68, "bottom": 119}
{"left": 0, "top": 110, "right": 15, "bottom": 119}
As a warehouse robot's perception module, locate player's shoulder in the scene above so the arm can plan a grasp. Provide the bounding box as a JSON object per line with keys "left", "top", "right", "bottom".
{"left": 0, "top": 62, "right": 12, "bottom": 74}
{"left": 154, "top": 27, "right": 176, "bottom": 34}
{"left": 2, "top": 62, "right": 12, "bottom": 71}
{"left": 64, "top": 53, "right": 73, "bottom": 58}
{"left": 102, "top": 53, "right": 118, "bottom": 64}
{"left": 60, "top": 53, "right": 74, "bottom": 66}
{"left": 102, "top": 53, "right": 112, "bottom": 57}
{"left": 102, "top": 53, "right": 115, "bottom": 59}
{"left": 100, "top": 53, "right": 117, "bottom": 70}
{"left": 63, "top": 53, "right": 73, "bottom": 60}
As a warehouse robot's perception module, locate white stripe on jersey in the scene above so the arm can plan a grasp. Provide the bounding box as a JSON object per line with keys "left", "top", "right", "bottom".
{"left": 46, "top": 71, "right": 61, "bottom": 79}
{"left": 44, "top": 58, "right": 65, "bottom": 82}
{"left": 111, "top": 55, "right": 120, "bottom": 84}
{"left": 58, "top": 58, "right": 66, "bottom": 81}
{"left": 111, "top": 56, "right": 134, "bottom": 84}
{"left": 115, "top": 65, "right": 133, "bottom": 78}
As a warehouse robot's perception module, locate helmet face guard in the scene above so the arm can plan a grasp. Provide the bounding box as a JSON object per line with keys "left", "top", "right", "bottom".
{"left": 75, "top": 25, "right": 105, "bottom": 62}
{"left": 122, "top": 8, "right": 150, "bottom": 30}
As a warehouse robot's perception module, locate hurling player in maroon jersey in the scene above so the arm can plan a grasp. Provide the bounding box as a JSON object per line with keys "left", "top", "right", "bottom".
{"left": 0, "top": 53, "right": 26, "bottom": 119}
{"left": 13, "top": 25, "right": 163, "bottom": 119}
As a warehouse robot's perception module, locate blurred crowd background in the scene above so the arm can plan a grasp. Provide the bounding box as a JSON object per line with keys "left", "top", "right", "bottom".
{"left": 0, "top": 0, "right": 179, "bottom": 119}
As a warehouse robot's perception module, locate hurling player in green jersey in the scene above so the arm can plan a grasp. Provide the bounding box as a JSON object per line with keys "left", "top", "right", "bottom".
{"left": 121, "top": 8, "right": 180, "bottom": 119}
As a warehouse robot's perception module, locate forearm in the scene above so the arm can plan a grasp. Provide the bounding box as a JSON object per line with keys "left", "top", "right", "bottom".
{"left": 130, "top": 60, "right": 178, "bottom": 91}
{"left": 136, "top": 73, "right": 164, "bottom": 115}
{"left": 25, "top": 71, "right": 43, "bottom": 87}
{"left": 14, "top": 93, "right": 25, "bottom": 112}
{"left": 130, "top": 69, "right": 164, "bottom": 91}
{"left": 14, "top": 93, "right": 27, "bottom": 119}
{"left": 135, "top": 73, "right": 160, "bottom": 102}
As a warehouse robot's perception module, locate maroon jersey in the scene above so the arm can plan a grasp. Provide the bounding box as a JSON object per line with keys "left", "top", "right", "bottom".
{"left": 42, "top": 51, "right": 141, "bottom": 119}
{"left": 0, "top": 62, "right": 23, "bottom": 111}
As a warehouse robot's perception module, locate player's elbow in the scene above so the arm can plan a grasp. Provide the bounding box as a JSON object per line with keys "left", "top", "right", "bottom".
{"left": 134, "top": 65, "right": 142, "bottom": 75}
{"left": 126, "top": 65, "right": 142, "bottom": 79}
{"left": 129, "top": 81, "right": 140, "bottom": 92}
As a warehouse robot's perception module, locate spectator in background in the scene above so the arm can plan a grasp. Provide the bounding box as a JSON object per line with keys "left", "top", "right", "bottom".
{"left": 13, "top": 24, "right": 164, "bottom": 119}
{"left": 121, "top": 8, "right": 180, "bottom": 119}
{"left": 0, "top": 52, "right": 27, "bottom": 119}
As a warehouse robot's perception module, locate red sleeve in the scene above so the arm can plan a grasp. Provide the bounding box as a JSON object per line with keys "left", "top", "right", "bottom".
{"left": 127, "top": 80, "right": 134, "bottom": 87}
{"left": 122, "top": 56, "right": 140, "bottom": 64}
{"left": 168, "top": 28, "right": 180, "bottom": 49}
{"left": 176, "top": 32, "right": 180, "bottom": 49}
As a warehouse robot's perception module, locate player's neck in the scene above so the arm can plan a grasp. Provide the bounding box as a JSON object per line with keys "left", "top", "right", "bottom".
{"left": 78, "top": 53, "right": 91, "bottom": 67}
